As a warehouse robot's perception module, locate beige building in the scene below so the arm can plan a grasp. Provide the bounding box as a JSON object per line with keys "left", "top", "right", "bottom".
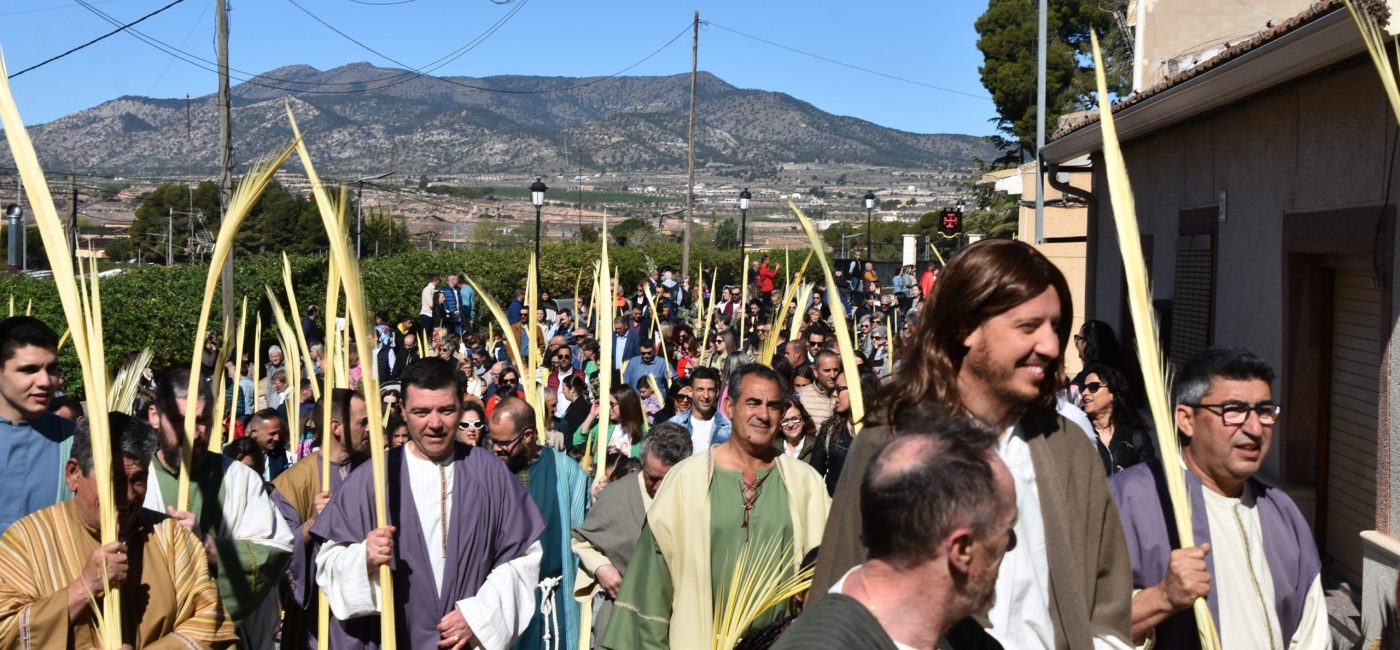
{"left": 1045, "top": 1, "right": 1400, "bottom": 643}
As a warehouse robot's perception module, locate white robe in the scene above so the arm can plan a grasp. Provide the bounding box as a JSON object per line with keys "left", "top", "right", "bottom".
{"left": 316, "top": 449, "right": 543, "bottom": 650}
{"left": 144, "top": 457, "right": 295, "bottom": 650}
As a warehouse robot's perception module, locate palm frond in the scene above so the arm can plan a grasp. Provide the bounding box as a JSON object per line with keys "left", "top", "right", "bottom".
{"left": 287, "top": 107, "right": 397, "bottom": 647}
{"left": 790, "top": 202, "right": 865, "bottom": 434}
{"left": 711, "top": 536, "right": 813, "bottom": 649}
{"left": 176, "top": 138, "right": 299, "bottom": 511}
{"left": 0, "top": 49, "right": 126, "bottom": 648}
{"left": 1090, "top": 32, "right": 1220, "bottom": 649}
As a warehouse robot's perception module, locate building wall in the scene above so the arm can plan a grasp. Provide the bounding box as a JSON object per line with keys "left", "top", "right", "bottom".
{"left": 1134, "top": 0, "right": 1316, "bottom": 90}
{"left": 1088, "top": 57, "right": 1399, "bottom": 638}
{"left": 1017, "top": 165, "right": 1090, "bottom": 378}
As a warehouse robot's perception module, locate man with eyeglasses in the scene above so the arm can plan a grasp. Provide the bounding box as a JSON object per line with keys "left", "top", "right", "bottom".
{"left": 623, "top": 340, "right": 672, "bottom": 399}
{"left": 1110, "top": 347, "right": 1326, "bottom": 649}
{"left": 800, "top": 350, "right": 842, "bottom": 431}
{"left": 488, "top": 397, "right": 593, "bottom": 650}
{"left": 312, "top": 358, "right": 545, "bottom": 649}
{"left": 487, "top": 366, "right": 525, "bottom": 418}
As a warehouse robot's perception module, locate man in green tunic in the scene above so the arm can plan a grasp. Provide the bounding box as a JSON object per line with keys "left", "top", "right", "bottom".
{"left": 602, "top": 364, "right": 829, "bottom": 649}
{"left": 489, "top": 397, "right": 592, "bottom": 650}
{"left": 143, "top": 368, "right": 294, "bottom": 650}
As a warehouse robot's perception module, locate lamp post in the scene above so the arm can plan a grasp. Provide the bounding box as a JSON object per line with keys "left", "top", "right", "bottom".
{"left": 863, "top": 190, "right": 876, "bottom": 260}
{"left": 4, "top": 204, "right": 21, "bottom": 269}
{"left": 531, "top": 178, "right": 548, "bottom": 279}
{"left": 738, "top": 188, "right": 751, "bottom": 251}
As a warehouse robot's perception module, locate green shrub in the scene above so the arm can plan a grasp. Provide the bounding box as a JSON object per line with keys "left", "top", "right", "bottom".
{"left": 6, "top": 241, "right": 742, "bottom": 399}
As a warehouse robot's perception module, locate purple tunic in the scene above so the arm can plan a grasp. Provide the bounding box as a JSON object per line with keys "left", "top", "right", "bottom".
{"left": 310, "top": 442, "right": 545, "bottom": 649}
{"left": 1109, "top": 461, "right": 1321, "bottom": 648}
{"left": 271, "top": 455, "right": 357, "bottom": 650}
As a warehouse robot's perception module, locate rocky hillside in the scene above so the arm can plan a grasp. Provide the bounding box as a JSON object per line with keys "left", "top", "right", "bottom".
{"left": 4, "top": 64, "right": 997, "bottom": 175}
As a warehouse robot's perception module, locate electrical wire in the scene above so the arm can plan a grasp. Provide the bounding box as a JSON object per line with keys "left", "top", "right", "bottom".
{"left": 71, "top": 0, "right": 689, "bottom": 97}
{"left": 704, "top": 19, "right": 988, "bottom": 100}
{"left": 8, "top": 0, "right": 187, "bottom": 79}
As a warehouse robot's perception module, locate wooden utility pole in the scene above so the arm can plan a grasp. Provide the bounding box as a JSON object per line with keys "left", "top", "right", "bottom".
{"left": 216, "top": 0, "right": 236, "bottom": 322}
{"left": 69, "top": 174, "right": 78, "bottom": 269}
{"left": 682, "top": 10, "right": 699, "bottom": 278}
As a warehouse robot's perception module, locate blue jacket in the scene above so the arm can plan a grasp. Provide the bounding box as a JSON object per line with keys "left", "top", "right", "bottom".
{"left": 667, "top": 409, "right": 731, "bottom": 449}
{"left": 440, "top": 285, "right": 460, "bottom": 319}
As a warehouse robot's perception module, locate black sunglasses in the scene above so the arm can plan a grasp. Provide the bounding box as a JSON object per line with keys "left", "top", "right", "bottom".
{"left": 1083, "top": 382, "right": 1106, "bottom": 393}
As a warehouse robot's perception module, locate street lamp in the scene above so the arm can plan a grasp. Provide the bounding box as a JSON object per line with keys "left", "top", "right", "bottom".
{"left": 531, "top": 178, "right": 548, "bottom": 279}
{"left": 738, "top": 188, "right": 751, "bottom": 251}
{"left": 4, "top": 204, "right": 20, "bottom": 269}
{"left": 863, "top": 190, "right": 876, "bottom": 260}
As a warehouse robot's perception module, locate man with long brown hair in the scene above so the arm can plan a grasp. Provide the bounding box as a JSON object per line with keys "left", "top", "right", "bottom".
{"left": 811, "top": 239, "right": 1133, "bottom": 649}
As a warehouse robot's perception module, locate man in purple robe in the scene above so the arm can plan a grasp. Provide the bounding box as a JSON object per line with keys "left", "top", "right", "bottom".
{"left": 270, "top": 388, "right": 371, "bottom": 649}
{"left": 1110, "top": 347, "right": 1328, "bottom": 649}
{"left": 312, "top": 358, "right": 546, "bottom": 649}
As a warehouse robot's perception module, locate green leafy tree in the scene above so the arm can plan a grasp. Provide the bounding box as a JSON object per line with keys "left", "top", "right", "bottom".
{"left": 104, "top": 237, "right": 134, "bottom": 262}
{"left": 579, "top": 225, "right": 600, "bottom": 243}
{"left": 976, "top": 0, "right": 1132, "bottom": 160}
{"left": 612, "top": 217, "right": 657, "bottom": 247}
{"left": 360, "top": 208, "right": 412, "bottom": 257}
{"left": 713, "top": 216, "right": 739, "bottom": 249}
{"left": 129, "top": 182, "right": 221, "bottom": 263}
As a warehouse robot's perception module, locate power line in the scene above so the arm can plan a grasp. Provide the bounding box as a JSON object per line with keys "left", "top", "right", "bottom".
{"left": 8, "top": 0, "right": 187, "bottom": 79}
{"left": 704, "top": 20, "right": 989, "bottom": 100}
{"left": 72, "top": 0, "right": 689, "bottom": 97}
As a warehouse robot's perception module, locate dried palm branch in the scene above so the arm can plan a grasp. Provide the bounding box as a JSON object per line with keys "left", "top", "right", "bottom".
{"left": 228, "top": 297, "right": 248, "bottom": 431}
{"left": 643, "top": 284, "right": 670, "bottom": 370}
{"left": 1090, "top": 32, "right": 1220, "bottom": 649}
{"left": 177, "top": 138, "right": 299, "bottom": 511}
{"left": 252, "top": 313, "right": 263, "bottom": 415}
{"left": 525, "top": 255, "right": 550, "bottom": 444}
{"left": 287, "top": 107, "right": 397, "bottom": 646}
{"left": 206, "top": 321, "right": 233, "bottom": 453}
{"left": 465, "top": 277, "right": 524, "bottom": 371}
{"left": 790, "top": 202, "right": 864, "bottom": 433}
{"left": 266, "top": 286, "right": 303, "bottom": 451}
{"left": 711, "top": 535, "right": 814, "bottom": 650}
{"left": 1345, "top": 0, "right": 1400, "bottom": 126}
{"left": 760, "top": 252, "right": 813, "bottom": 365}
{"left": 698, "top": 269, "right": 719, "bottom": 365}
{"left": 787, "top": 283, "right": 814, "bottom": 344}
{"left": 0, "top": 51, "right": 122, "bottom": 648}
{"left": 595, "top": 218, "right": 614, "bottom": 477}
{"left": 282, "top": 253, "right": 321, "bottom": 401}
{"left": 929, "top": 242, "right": 947, "bottom": 268}
{"left": 738, "top": 250, "right": 751, "bottom": 351}
{"left": 109, "top": 348, "right": 154, "bottom": 417}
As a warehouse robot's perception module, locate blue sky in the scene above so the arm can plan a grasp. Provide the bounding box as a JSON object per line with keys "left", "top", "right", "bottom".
{"left": 3, "top": 0, "right": 998, "bottom": 136}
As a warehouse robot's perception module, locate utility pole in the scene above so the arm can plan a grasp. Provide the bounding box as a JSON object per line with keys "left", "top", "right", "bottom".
{"left": 16, "top": 175, "right": 24, "bottom": 272}
{"left": 167, "top": 207, "right": 174, "bottom": 267}
{"left": 682, "top": 10, "right": 699, "bottom": 278}
{"left": 1034, "top": 0, "right": 1047, "bottom": 245}
{"left": 216, "top": 0, "right": 236, "bottom": 321}
{"left": 69, "top": 174, "right": 78, "bottom": 268}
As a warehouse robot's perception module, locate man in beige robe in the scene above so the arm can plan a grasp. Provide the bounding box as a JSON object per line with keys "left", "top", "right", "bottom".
{"left": 0, "top": 412, "right": 236, "bottom": 649}
{"left": 811, "top": 239, "right": 1133, "bottom": 649}
{"left": 603, "top": 364, "right": 830, "bottom": 649}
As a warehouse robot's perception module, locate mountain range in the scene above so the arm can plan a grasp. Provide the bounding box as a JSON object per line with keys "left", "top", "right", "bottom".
{"left": 4, "top": 64, "right": 997, "bottom": 175}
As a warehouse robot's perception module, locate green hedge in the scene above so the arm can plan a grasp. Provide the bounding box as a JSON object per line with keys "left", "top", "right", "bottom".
{"left": 1, "top": 242, "right": 743, "bottom": 399}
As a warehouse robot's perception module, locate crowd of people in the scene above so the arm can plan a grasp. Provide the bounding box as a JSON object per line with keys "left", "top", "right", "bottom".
{"left": 0, "top": 238, "right": 1334, "bottom": 650}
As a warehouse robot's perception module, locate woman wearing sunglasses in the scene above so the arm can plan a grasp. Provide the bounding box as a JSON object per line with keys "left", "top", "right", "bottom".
{"left": 1080, "top": 364, "right": 1155, "bottom": 475}
{"left": 456, "top": 401, "right": 489, "bottom": 447}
